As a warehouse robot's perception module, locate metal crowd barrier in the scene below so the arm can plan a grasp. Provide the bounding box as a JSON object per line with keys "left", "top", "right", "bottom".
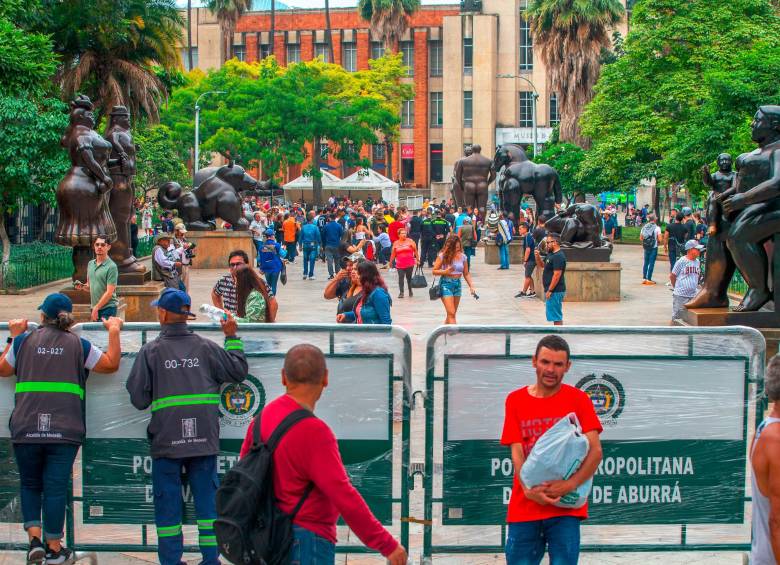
{"left": 0, "top": 323, "right": 412, "bottom": 557}
{"left": 422, "top": 325, "right": 765, "bottom": 561}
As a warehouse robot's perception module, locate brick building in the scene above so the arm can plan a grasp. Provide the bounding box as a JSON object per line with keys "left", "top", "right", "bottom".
{"left": 181, "top": 0, "right": 629, "bottom": 192}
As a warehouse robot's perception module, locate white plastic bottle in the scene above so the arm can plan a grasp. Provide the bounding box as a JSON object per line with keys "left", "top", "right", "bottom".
{"left": 199, "top": 304, "right": 227, "bottom": 323}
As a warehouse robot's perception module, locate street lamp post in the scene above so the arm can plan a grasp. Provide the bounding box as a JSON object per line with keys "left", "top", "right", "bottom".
{"left": 194, "top": 90, "right": 225, "bottom": 184}
{"left": 497, "top": 74, "right": 540, "bottom": 157}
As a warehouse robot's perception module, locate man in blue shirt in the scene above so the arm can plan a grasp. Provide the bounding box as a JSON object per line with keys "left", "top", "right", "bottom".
{"left": 515, "top": 223, "right": 537, "bottom": 298}
{"left": 323, "top": 214, "right": 344, "bottom": 279}
{"left": 603, "top": 210, "right": 618, "bottom": 242}
{"left": 300, "top": 211, "right": 322, "bottom": 280}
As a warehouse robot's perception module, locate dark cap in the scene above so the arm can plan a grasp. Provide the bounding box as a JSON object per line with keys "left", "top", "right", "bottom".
{"left": 151, "top": 288, "right": 196, "bottom": 319}
{"left": 109, "top": 105, "right": 130, "bottom": 116}
{"left": 38, "top": 293, "right": 73, "bottom": 319}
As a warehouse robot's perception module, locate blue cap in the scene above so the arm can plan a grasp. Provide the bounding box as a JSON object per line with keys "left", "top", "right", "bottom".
{"left": 264, "top": 228, "right": 275, "bottom": 236}
{"left": 38, "top": 293, "right": 73, "bottom": 319}
{"left": 151, "top": 288, "right": 196, "bottom": 319}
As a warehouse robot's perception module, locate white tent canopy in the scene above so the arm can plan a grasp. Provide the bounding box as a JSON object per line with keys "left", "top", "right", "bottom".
{"left": 338, "top": 168, "right": 399, "bottom": 205}
{"left": 282, "top": 169, "right": 342, "bottom": 191}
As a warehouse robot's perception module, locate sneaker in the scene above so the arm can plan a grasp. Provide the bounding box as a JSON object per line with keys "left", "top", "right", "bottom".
{"left": 45, "top": 546, "right": 74, "bottom": 565}
{"left": 27, "top": 538, "right": 45, "bottom": 565}
{"left": 646, "top": 280, "right": 657, "bottom": 286}
{"left": 526, "top": 291, "right": 537, "bottom": 298}
{"left": 515, "top": 291, "right": 526, "bottom": 298}
{"left": 328, "top": 275, "right": 334, "bottom": 280}
{"left": 309, "top": 275, "right": 316, "bottom": 280}
{"left": 408, "top": 291, "right": 413, "bottom": 297}
{"left": 398, "top": 292, "right": 404, "bottom": 298}
{"left": 303, "top": 275, "right": 308, "bottom": 280}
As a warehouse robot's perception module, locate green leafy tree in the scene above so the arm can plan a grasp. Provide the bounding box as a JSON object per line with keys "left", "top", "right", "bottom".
{"left": 0, "top": 9, "right": 67, "bottom": 274}
{"left": 358, "top": 0, "right": 421, "bottom": 50}
{"left": 134, "top": 124, "right": 191, "bottom": 197}
{"left": 206, "top": 0, "right": 251, "bottom": 63}
{"left": 535, "top": 137, "right": 599, "bottom": 201}
{"left": 163, "top": 58, "right": 401, "bottom": 205}
{"left": 580, "top": 0, "right": 780, "bottom": 203}
{"left": 38, "top": 0, "right": 183, "bottom": 122}
{"left": 527, "top": 0, "right": 624, "bottom": 146}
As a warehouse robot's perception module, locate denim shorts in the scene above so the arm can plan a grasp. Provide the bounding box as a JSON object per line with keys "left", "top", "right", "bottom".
{"left": 440, "top": 276, "right": 462, "bottom": 297}
{"left": 545, "top": 291, "right": 565, "bottom": 322}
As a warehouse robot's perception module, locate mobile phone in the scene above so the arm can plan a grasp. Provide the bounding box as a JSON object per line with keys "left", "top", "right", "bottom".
{"left": 472, "top": 291, "right": 480, "bottom": 300}
{"left": 73, "top": 280, "right": 83, "bottom": 288}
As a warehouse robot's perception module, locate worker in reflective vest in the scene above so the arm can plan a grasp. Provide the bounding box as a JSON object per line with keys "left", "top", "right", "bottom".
{"left": 0, "top": 293, "right": 122, "bottom": 565}
{"left": 126, "top": 288, "right": 248, "bottom": 565}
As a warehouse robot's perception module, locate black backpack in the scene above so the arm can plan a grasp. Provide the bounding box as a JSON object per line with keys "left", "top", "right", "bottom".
{"left": 641, "top": 224, "right": 657, "bottom": 250}
{"left": 215, "top": 409, "right": 314, "bottom": 565}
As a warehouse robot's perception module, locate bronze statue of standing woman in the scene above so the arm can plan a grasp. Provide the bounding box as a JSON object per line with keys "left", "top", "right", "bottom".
{"left": 55, "top": 95, "right": 117, "bottom": 282}
{"left": 105, "top": 105, "right": 145, "bottom": 274}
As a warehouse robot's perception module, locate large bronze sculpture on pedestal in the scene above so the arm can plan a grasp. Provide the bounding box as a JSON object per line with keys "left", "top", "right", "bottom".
{"left": 104, "top": 106, "right": 146, "bottom": 275}
{"left": 453, "top": 144, "right": 495, "bottom": 216}
{"left": 55, "top": 95, "right": 117, "bottom": 282}
{"left": 451, "top": 145, "right": 472, "bottom": 207}
{"left": 687, "top": 105, "right": 780, "bottom": 316}
{"left": 493, "top": 143, "right": 562, "bottom": 221}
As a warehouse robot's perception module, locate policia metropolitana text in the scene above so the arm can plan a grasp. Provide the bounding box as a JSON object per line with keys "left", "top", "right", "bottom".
{"left": 0, "top": 293, "right": 123, "bottom": 565}
{"left": 126, "top": 288, "right": 248, "bottom": 565}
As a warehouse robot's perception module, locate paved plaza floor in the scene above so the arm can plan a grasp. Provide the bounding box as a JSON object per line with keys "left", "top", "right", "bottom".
{"left": 0, "top": 244, "right": 749, "bottom": 564}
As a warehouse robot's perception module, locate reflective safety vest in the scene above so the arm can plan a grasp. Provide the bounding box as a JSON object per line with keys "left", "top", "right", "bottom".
{"left": 11, "top": 326, "right": 89, "bottom": 444}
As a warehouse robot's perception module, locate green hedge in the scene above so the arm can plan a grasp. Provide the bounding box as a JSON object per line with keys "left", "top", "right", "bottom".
{"left": 1, "top": 242, "right": 72, "bottom": 291}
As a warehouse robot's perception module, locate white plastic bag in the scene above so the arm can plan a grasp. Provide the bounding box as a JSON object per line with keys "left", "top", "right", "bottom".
{"left": 520, "top": 412, "right": 592, "bottom": 508}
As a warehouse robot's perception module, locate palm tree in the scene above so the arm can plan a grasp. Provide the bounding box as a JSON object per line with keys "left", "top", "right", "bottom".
{"left": 187, "top": 0, "right": 194, "bottom": 70}
{"left": 527, "top": 0, "right": 624, "bottom": 147}
{"left": 206, "top": 0, "right": 252, "bottom": 63}
{"left": 358, "top": 0, "right": 421, "bottom": 52}
{"left": 55, "top": 0, "right": 183, "bottom": 123}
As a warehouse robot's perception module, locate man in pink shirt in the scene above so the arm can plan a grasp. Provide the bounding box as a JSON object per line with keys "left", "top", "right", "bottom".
{"left": 240, "top": 344, "right": 407, "bottom": 565}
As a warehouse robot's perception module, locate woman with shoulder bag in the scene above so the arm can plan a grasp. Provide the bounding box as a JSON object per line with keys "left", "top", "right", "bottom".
{"left": 433, "top": 234, "right": 477, "bottom": 324}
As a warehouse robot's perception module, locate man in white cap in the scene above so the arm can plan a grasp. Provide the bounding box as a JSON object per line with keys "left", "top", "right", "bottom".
{"left": 670, "top": 239, "right": 704, "bottom": 321}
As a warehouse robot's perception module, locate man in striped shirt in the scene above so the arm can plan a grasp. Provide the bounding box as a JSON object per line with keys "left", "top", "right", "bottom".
{"left": 670, "top": 240, "right": 704, "bottom": 321}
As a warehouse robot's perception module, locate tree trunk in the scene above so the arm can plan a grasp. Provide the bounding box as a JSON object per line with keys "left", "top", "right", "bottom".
{"left": 325, "top": 0, "right": 334, "bottom": 64}
{"left": 0, "top": 213, "right": 10, "bottom": 289}
{"left": 269, "top": 0, "right": 276, "bottom": 55}
{"left": 312, "top": 138, "right": 324, "bottom": 206}
{"left": 187, "top": 0, "right": 194, "bottom": 70}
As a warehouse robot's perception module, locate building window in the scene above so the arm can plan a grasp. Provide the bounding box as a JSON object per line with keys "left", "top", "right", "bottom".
{"left": 314, "top": 42, "right": 330, "bottom": 62}
{"left": 233, "top": 44, "right": 246, "bottom": 61}
{"left": 320, "top": 139, "right": 329, "bottom": 160}
{"left": 343, "top": 42, "right": 357, "bottom": 71}
{"left": 464, "top": 91, "right": 473, "bottom": 127}
{"left": 463, "top": 38, "right": 473, "bottom": 75}
{"left": 401, "top": 99, "right": 415, "bottom": 128}
{"left": 372, "top": 143, "right": 386, "bottom": 161}
{"left": 430, "top": 143, "right": 443, "bottom": 183}
{"left": 181, "top": 47, "right": 199, "bottom": 70}
{"left": 400, "top": 41, "right": 414, "bottom": 76}
{"left": 402, "top": 154, "right": 414, "bottom": 183}
{"left": 370, "top": 41, "right": 385, "bottom": 60}
{"left": 430, "top": 92, "right": 443, "bottom": 128}
{"left": 549, "top": 93, "right": 560, "bottom": 126}
{"left": 286, "top": 43, "right": 301, "bottom": 64}
{"left": 259, "top": 43, "right": 270, "bottom": 60}
{"left": 429, "top": 40, "right": 443, "bottom": 77}
{"left": 519, "top": 13, "right": 533, "bottom": 70}
{"left": 519, "top": 91, "right": 534, "bottom": 127}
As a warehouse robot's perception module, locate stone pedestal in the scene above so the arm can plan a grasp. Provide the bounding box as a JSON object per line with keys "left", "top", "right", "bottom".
{"left": 484, "top": 241, "right": 524, "bottom": 265}
{"left": 187, "top": 231, "right": 256, "bottom": 269}
{"left": 60, "top": 288, "right": 127, "bottom": 323}
{"left": 117, "top": 270, "right": 151, "bottom": 286}
{"left": 117, "top": 281, "right": 166, "bottom": 322}
{"left": 677, "top": 308, "right": 780, "bottom": 357}
{"left": 533, "top": 262, "right": 622, "bottom": 302}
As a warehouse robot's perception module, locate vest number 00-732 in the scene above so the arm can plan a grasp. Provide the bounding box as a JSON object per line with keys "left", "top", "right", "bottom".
{"left": 164, "top": 358, "right": 200, "bottom": 369}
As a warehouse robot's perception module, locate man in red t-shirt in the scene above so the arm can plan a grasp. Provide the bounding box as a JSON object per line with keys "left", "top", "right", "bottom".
{"left": 500, "top": 335, "right": 603, "bottom": 565}
{"left": 239, "top": 344, "right": 407, "bottom": 565}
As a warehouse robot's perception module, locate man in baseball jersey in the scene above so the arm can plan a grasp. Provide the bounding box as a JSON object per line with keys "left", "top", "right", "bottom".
{"left": 670, "top": 240, "right": 704, "bottom": 321}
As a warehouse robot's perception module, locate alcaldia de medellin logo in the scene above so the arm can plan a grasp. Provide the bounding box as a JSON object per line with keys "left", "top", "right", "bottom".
{"left": 575, "top": 373, "right": 625, "bottom": 427}
{"left": 219, "top": 374, "right": 266, "bottom": 427}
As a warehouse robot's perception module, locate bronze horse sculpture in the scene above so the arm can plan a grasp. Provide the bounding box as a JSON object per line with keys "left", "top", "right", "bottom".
{"left": 493, "top": 144, "right": 562, "bottom": 220}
